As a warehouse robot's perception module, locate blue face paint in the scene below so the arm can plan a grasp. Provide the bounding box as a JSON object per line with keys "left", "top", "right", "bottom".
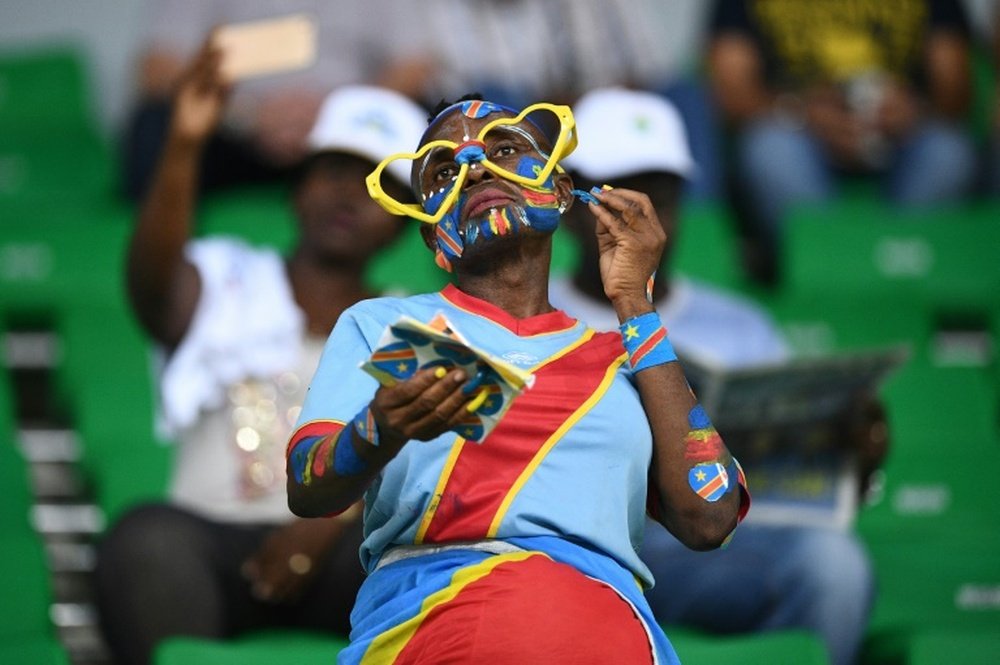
{"left": 420, "top": 105, "right": 564, "bottom": 262}
{"left": 514, "top": 156, "right": 561, "bottom": 233}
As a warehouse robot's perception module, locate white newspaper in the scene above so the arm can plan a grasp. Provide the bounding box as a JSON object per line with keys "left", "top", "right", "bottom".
{"left": 680, "top": 345, "right": 910, "bottom": 529}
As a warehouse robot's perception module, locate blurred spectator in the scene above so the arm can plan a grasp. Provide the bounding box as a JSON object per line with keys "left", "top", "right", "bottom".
{"left": 549, "top": 87, "right": 889, "bottom": 665}
{"left": 95, "top": 38, "right": 427, "bottom": 665}
{"left": 122, "top": 0, "right": 400, "bottom": 201}
{"left": 377, "top": 0, "right": 725, "bottom": 199}
{"left": 707, "top": 0, "right": 978, "bottom": 284}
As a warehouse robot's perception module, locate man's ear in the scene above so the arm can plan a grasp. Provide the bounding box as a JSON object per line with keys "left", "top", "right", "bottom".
{"left": 418, "top": 222, "right": 437, "bottom": 252}
{"left": 554, "top": 172, "right": 574, "bottom": 215}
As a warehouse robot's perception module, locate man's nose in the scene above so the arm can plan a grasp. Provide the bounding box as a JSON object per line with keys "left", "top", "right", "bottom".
{"left": 463, "top": 161, "right": 494, "bottom": 187}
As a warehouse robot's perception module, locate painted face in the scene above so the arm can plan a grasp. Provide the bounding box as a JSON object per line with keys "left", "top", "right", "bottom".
{"left": 416, "top": 102, "right": 565, "bottom": 266}
{"left": 366, "top": 101, "right": 580, "bottom": 270}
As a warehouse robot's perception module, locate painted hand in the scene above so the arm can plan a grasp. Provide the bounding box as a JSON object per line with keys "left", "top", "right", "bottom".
{"left": 587, "top": 187, "right": 665, "bottom": 312}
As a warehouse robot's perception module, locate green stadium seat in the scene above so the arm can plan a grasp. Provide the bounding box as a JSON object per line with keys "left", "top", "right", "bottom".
{"left": 155, "top": 631, "right": 350, "bottom": 665}
{"left": 782, "top": 202, "right": 1000, "bottom": 316}
{"left": 0, "top": 46, "right": 94, "bottom": 131}
{"left": 858, "top": 366, "right": 1000, "bottom": 661}
{"left": 0, "top": 363, "right": 35, "bottom": 535}
{"left": 0, "top": 46, "right": 117, "bottom": 205}
{"left": 0, "top": 638, "right": 71, "bottom": 665}
{"left": 0, "top": 438, "right": 34, "bottom": 535}
{"left": 0, "top": 210, "right": 132, "bottom": 327}
{"left": 861, "top": 535, "right": 1000, "bottom": 665}
{"left": 0, "top": 131, "right": 115, "bottom": 204}
{"left": 52, "top": 305, "right": 171, "bottom": 523}
{"left": 762, "top": 293, "right": 930, "bottom": 358}
{"left": 0, "top": 533, "right": 56, "bottom": 641}
{"left": 672, "top": 200, "right": 744, "bottom": 291}
{"left": 908, "top": 628, "right": 1000, "bottom": 665}
{"left": 667, "top": 627, "right": 830, "bottom": 664}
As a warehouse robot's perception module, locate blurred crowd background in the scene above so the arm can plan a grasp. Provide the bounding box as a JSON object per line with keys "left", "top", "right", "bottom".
{"left": 1, "top": 1, "right": 998, "bottom": 664}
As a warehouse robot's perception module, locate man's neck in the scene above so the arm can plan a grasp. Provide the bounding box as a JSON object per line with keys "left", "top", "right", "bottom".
{"left": 453, "top": 236, "right": 554, "bottom": 319}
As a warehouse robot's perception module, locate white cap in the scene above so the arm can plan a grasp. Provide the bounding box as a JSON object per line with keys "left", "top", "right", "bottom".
{"left": 307, "top": 85, "right": 427, "bottom": 186}
{"left": 563, "top": 87, "right": 696, "bottom": 181}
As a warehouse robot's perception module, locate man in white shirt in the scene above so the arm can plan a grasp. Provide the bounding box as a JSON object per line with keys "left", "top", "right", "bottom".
{"left": 95, "top": 38, "right": 428, "bottom": 665}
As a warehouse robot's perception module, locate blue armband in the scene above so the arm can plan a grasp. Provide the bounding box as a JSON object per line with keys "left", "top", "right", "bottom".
{"left": 333, "top": 405, "right": 379, "bottom": 476}
{"left": 619, "top": 311, "right": 677, "bottom": 373}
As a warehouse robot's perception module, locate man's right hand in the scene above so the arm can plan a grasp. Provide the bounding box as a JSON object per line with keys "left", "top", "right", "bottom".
{"left": 370, "top": 367, "right": 475, "bottom": 450}
{"left": 168, "top": 38, "right": 231, "bottom": 147}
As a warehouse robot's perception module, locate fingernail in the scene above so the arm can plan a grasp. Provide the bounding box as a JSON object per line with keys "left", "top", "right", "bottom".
{"left": 461, "top": 371, "right": 484, "bottom": 395}
{"left": 466, "top": 387, "right": 489, "bottom": 413}
{"left": 453, "top": 369, "right": 466, "bottom": 382}
{"left": 434, "top": 367, "right": 447, "bottom": 379}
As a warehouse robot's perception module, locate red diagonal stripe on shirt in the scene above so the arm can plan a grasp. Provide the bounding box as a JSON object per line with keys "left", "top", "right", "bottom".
{"left": 420, "top": 332, "right": 625, "bottom": 543}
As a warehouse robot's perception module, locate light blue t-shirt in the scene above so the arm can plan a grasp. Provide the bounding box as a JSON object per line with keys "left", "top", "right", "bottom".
{"left": 294, "top": 285, "right": 658, "bottom": 584}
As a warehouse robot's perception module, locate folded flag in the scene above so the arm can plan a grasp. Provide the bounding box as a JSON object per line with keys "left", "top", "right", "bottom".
{"left": 360, "top": 314, "right": 534, "bottom": 442}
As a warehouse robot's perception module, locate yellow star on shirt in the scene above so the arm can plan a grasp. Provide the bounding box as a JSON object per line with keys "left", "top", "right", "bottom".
{"left": 397, "top": 362, "right": 409, "bottom": 373}
{"left": 624, "top": 323, "right": 640, "bottom": 340}
{"left": 695, "top": 470, "right": 707, "bottom": 482}
{"left": 463, "top": 428, "right": 476, "bottom": 437}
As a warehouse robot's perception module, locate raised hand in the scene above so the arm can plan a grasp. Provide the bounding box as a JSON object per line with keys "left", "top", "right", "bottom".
{"left": 168, "top": 38, "right": 231, "bottom": 147}
{"left": 587, "top": 188, "right": 666, "bottom": 319}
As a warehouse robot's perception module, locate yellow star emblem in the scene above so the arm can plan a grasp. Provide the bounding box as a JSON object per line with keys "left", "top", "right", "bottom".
{"left": 397, "top": 362, "right": 408, "bottom": 372}
{"left": 624, "top": 324, "right": 640, "bottom": 340}
{"left": 695, "top": 470, "right": 707, "bottom": 482}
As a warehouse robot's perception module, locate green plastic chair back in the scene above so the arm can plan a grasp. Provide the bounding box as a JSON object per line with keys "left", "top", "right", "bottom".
{"left": 0, "top": 209, "right": 131, "bottom": 327}
{"left": 667, "top": 627, "right": 830, "bottom": 664}
{"left": 0, "top": 533, "right": 55, "bottom": 640}
{"left": 783, "top": 202, "right": 1000, "bottom": 315}
{"left": 155, "top": 631, "right": 350, "bottom": 665}
{"left": 53, "top": 305, "right": 171, "bottom": 523}
{"left": 672, "top": 200, "right": 743, "bottom": 291}
{"left": 0, "top": 46, "right": 93, "bottom": 131}
{"left": 0, "top": 637, "right": 70, "bottom": 665}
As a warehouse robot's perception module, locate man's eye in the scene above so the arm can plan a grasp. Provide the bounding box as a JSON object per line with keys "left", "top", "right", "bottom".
{"left": 490, "top": 144, "right": 518, "bottom": 159}
{"left": 434, "top": 164, "right": 458, "bottom": 182}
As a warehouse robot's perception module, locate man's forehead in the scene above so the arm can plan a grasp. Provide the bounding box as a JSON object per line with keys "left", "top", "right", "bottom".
{"left": 421, "top": 100, "right": 549, "bottom": 147}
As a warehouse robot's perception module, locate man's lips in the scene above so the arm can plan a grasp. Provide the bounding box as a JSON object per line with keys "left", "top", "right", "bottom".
{"left": 463, "top": 187, "right": 515, "bottom": 220}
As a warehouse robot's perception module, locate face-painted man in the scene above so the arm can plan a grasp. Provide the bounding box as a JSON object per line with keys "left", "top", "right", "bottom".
{"left": 369, "top": 98, "right": 585, "bottom": 271}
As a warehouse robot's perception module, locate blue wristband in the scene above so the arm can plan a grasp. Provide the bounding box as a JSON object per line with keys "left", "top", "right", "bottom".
{"left": 333, "top": 405, "right": 380, "bottom": 476}
{"left": 352, "top": 405, "right": 380, "bottom": 447}
{"left": 333, "top": 427, "right": 368, "bottom": 476}
{"left": 620, "top": 311, "right": 677, "bottom": 372}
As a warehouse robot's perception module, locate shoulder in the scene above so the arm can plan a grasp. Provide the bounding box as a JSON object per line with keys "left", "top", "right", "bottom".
{"left": 338, "top": 291, "right": 447, "bottom": 329}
